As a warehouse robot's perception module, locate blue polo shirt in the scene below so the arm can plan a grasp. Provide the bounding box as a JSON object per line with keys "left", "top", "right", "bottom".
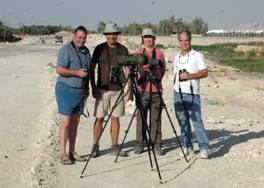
{"left": 56, "top": 42, "right": 91, "bottom": 88}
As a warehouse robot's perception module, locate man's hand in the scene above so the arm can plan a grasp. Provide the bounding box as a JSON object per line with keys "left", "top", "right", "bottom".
{"left": 180, "top": 69, "right": 208, "bottom": 81}
{"left": 179, "top": 72, "right": 193, "bottom": 81}
{"left": 77, "top": 69, "right": 88, "bottom": 78}
{"left": 56, "top": 67, "right": 88, "bottom": 77}
{"left": 92, "top": 87, "right": 100, "bottom": 99}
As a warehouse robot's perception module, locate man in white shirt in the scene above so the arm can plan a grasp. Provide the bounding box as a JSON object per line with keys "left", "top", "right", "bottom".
{"left": 173, "top": 29, "right": 209, "bottom": 159}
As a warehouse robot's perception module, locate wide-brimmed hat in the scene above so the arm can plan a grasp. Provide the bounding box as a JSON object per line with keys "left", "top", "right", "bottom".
{"left": 103, "top": 22, "right": 121, "bottom": 34}
{"left": 142, "top": 28, "right": 156, "bottom": 38}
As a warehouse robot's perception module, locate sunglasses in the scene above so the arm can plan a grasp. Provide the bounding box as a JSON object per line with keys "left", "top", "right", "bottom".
{"left": 143, "top": 35, "right": 155, "bottom": 39}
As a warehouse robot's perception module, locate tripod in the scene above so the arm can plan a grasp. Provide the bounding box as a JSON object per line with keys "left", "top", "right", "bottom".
{"left": 114, "top": 67, "right": 189, "bottom": 182}
{"left": 80, "top": 77, "right": 128, "bottom": 178}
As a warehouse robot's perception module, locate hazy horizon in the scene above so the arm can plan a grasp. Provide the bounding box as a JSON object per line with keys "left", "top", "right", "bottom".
{"left": 1, "top": 0, "right": 264, "bottom": 30}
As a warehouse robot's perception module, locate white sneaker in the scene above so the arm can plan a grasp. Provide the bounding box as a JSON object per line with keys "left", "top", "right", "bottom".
{"left": 200, "top": 150, "right": 208, "bottom": 159}
{"left": 180, "top": 147, "right": 194, "bottom": 157}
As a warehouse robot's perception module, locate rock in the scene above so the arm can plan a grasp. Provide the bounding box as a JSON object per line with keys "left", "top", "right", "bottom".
{"left": 45, "top": 161, "right": 54, "bottom": 167}
{"left": 231, "top": 121, "right": 240, "bottom": 126}
{"left": 30, "top": 167, "right": 37, "bottom": 174}
{"left": 219, "top": 116, "right": 226, "bottom": 119}
{"left": 213, "top": 84, "right": 220, "bottom": 88}
{"left": 17, "top": 145, "right": 25, "bottom": 151}
{"left": 4, "top": 155, "right": 8, "bottom": 158}
{"left": 12, "top": 74, "right": 20, "bottom": 78}
{"left": 205, "top": 117, "right": 217, "bottom": 124}
{"left": 46, "top": 62, "right": 56, "bottom": 68}
{"left": 238, "top": 119, "right": 247, "bottom": 125}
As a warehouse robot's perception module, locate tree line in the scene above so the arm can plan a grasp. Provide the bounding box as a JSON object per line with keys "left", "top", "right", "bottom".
{"left": 0, "top": 16, "right": 208, "bottom": 42}
{"left": 17, "top": 25, "right": 73, "bottom": 35}
{"left": 0, "top": 21, "right": 21, "bottom": 42}
{"left": 98, "top": 16, "right": 208, "bottom": 36}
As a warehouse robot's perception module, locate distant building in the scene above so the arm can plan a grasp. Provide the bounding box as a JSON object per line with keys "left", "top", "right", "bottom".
{"left": 206, "top": 29, "right": 264, "bottom": 37}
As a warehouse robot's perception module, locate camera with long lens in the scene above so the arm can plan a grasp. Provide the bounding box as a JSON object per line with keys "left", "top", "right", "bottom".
{"left": 179, "top": 69, "right": 188, "bottom": 82}
{"left": 147, "top": 59, "right": 163, "bottom": 67}
{"left": 118, "top": 54, "right": 145, "bottom": 77}
{"left": 117, "top": 54, "right": 145, "bottom": 66}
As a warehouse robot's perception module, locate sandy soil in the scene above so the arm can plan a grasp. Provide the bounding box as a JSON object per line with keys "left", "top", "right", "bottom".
{"left": 0, "top": 35, "right": 263, "bottom": 188}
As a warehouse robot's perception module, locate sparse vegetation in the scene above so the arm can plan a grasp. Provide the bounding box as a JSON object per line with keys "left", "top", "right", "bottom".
{"left": 192, "top": 44, "right": 264, "bottom": 73}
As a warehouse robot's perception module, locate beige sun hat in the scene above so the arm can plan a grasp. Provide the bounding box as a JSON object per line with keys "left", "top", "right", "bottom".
{"left": 142, "top": 28, "right": 156, "bottom": 38}
{"left": 102, "top": 22, "right": 121, "bottom": 34}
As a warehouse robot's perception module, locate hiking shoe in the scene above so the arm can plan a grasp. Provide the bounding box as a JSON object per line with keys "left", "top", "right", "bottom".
{"left": 91, "top": 144, "right": 100, "bottom": 158}
{"left": 200, "top": 150, "right": 208, "bottom": 159}
{"left": 180, "top": 147, "right": 194, "bottom": 157}
{"left": 111, "top": 144, "right": 128, "bottom": 157}
{"left": 134, "top": 144, "right": 144, "bottom": 154}
{"left": 154, "top": 145, "right": 164, "bottom": 156}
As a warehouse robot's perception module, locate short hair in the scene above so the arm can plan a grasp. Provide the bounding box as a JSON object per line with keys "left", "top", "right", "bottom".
{"left": 74, "top": 26, "right": 88, "bottom": 35}
{"left": 178, "top": 29, "right": 192, "bottom": 40}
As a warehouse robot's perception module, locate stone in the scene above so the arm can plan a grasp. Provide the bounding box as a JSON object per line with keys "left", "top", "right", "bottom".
{"left": 205, "top": 117, "right": 217, "bottom": 124}
{"left": 12, "top": 74, "right": 20, "bottom": 78}
{"left": 213, "top": 84, "right": 220, "bottom": 88}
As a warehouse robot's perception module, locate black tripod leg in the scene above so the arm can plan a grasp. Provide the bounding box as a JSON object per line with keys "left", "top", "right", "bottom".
{"left": 114, "top": 107, "right": 137, "bottom": 163}
{"left": 80, "top": 86, "right": 126, "bottom": 178}
{"left": 146, "top": 129, "right": 162, "bottom": 181}
{"left": 80, "top": 114, "right": 111, "bottom": 178}
{"left": 129, "top": 70, "right": 162, "bottom": 182}
{"left": 145, "top": 133, "right": 154, "bottom": 169}
{"left": 162, "top": 102, "right": 188, "bottom": 163}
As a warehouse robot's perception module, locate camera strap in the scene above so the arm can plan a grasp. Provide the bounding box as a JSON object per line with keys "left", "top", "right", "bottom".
{"left": 70, "top": 41, "right": 90, "bottom": 118}
{"left": 142, "top": 48, "right": 156, "bottom": 62}
{"left": 70, "top": 41, "right": 90, "bottom": 84}
{"left": 138, "top": 48, "right": 157, "bottom": 85}
{"left": 105, "top": 43, "right": 124, "bottom": 86}
{"left": 70, "top": 41, "right": 89, "bottom": 70}
{"left": 178, "top": 52, "right": 194, "bottom": 108}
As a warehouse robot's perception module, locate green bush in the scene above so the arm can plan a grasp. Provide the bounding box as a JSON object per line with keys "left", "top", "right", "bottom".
{"left": 193, "top": 43, "right": 264, "bottom": 73}
{"left": 155, "top": 44, "right": 166, "bottom": 49}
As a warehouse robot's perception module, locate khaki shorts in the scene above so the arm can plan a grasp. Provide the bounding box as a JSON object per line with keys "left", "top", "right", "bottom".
{"left": 94, "top": 89, "right": 125, "bottom": 118}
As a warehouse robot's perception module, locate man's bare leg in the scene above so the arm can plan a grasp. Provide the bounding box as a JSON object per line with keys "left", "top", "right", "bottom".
{"left": 68, "top": 114, "right": 80, "bottom": 153}
{"left": 93, "top": 118, "right": 104, "bottom": 143}
{"left": 59, "top": 115, "right": 71, "bottom": 155}
{"left": 110, "top": 116, "right": 120, "bottom": 145}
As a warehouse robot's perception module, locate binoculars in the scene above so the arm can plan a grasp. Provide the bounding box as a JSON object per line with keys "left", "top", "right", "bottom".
{"left": 179, "top": 69, "right": 188, "bottom": 82}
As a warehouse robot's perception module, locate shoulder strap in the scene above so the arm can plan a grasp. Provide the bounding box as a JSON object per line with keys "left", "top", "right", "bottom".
{"left": 142, "top": 48, "right": 156, "bottom": 64}
{"left": 70, "top": 41, "right": 84, "bottom": 69}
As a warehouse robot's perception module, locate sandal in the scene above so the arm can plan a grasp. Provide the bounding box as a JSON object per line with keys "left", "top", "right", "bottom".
{"left": 60, "top": 153, "right": 74, "bottom": 165}
{"left": 69, "top": 152, "right": 86, "bottom": 162}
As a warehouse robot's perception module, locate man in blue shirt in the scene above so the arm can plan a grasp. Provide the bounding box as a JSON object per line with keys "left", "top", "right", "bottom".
{"left": 55, "top": 26, "right": 91, "bottom": 165}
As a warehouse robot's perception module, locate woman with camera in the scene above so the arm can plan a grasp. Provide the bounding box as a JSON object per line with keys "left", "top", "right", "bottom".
{"left": 132, "top": 28, "right": 166, "bottom": 155}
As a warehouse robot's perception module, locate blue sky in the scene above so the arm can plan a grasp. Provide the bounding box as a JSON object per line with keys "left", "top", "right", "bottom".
{"left": 0, "top": 0, "right": 263, "bottom": 29}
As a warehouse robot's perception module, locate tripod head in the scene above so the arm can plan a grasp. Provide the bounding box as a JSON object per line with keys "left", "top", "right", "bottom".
{"left": 143, "top": 69, "right": 161, "bottom": 84}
